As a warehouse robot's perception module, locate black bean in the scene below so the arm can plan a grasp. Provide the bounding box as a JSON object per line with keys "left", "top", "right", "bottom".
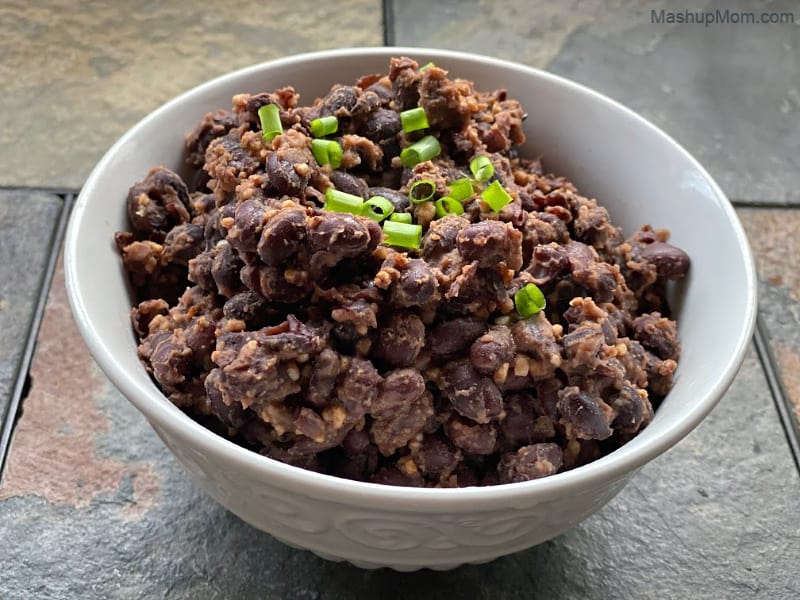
{"left": 556, "top": 386, "right": 614, "bottom": 441}
{"left": 368, "top": 186, "right": 410, "bottom": 213}
{"left": 309, "top": 213, "right": 376, "bottom": 257}
{"left": 185, "top": 110, "right": 238, "bottom": 168}
{"left": 369, "top": 389, "right": 433, "bottom": 456}
{"left": 329, "top": 171, "right": 369, "bottom": 199}
{"left": 360, "top": 109, "right": 402, "bottom": 142}
{"left": 470, "top": 326, "right": 515, "bottom": 374}
{"left": 187, "top": 250, "right": 216, "bottom": 292}
{"left": 265, "top": 151, "right": 307, "bottom": 198}
{"left": 126, "top": 167, "right": 191, "bottom": 238}
{"left": 372, "top": 369, "right": 426, "bottom": 418}
{"left": 371, "top": 312, "right": 426, "bottom": 368}
{"left": 365, "top": 82, "right": 394, "bottom": 105}
{"left": 527, "top": 243, "right": 570, "bottom": 284}
{"left": 211, "top": 241, "right": 243, "bottom": 298}
{"left": 204, "top": 204, "right": 235, "bottom": 249}
{"left": 206, "top": 368, "right": 248, "bottom": 429}
{"left": 257, "top": 207, "right": 307, "bottom": 267}
{"left": 228, "top": 198, "right": 267, "bottom": 253}
{"left": 611, "top": 383, "right": 653, "bottom": 434}
{"left": 422, "top": 215, "right": 469, "bottom": 260}
{"left": 240, "top": 263, "right": 307, "bottom": 303}
{"left": 392, "top": 259, "right": 439, "bottom": 308}
{"left": 306, "top": 348, "right": 343, "bottom": 408}
{"left": 633, "top": 313, "right": 679, "bottom": 360}
{"left": 457, "top": 220, "right": 523, "bottom": 271}
{"left": 146, "top": 331, "right": 193, "bottom": 388}
{"left": 341, "top": 428, "right": 371, "bottom": 458}
{"left": 429, "top": 319, "right": 487, "bottom": 358}
{"left": 437, "top": 359, "right": 504, "bottom": 424}
{"left": 499, "top": 394, "right": 555, "bottom": 448}
{"left": 130, "top": 299, "right": 169, "bottom": 337}
{"left": 498, "top": 443, "right": 563, "bottom": 483}
{"left": 163, "top": 223, "right": 205, "bottom": 265}
{"left": 444, "top": 416, "right": 497, "bottom": 455}
{"left": 319, "top": 85, "right": 359, "bottom": 117}
{"left": 640, "top": 241, "right": 690, "bottom": 279}
{"left": 183, "top": 316, "right": 216, "bottom": 366}
{"left": 411, "top": 434, "right": 461, "bottom": 480}
{"left": 370, "top": 465, "right": 424, "bottom": 487}
{"left": 336, "top": 358, "right": 381, "bottom": 422}
{"left": 222, "top": 291, "right": 285, "bottom": 329}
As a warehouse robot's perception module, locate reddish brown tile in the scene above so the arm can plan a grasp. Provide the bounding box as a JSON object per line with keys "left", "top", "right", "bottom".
{"left": 0, "top": 257, "right": 160, "bottom": 515}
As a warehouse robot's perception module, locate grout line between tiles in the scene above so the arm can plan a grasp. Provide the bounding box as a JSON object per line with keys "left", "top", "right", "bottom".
{"left": 731, "top": 199, "right": 800, "bottom": 209}
{"left": 0, "top": 186, "right": 81, "bottom": 197}
{"left": 753, "top": 314, "right": 800, "bottom": 474}
{"left": 382, "top": 0, "right": 395, "bottom": 46}
{"left": 0, "top": 193, "right": 75, "bottom": 474}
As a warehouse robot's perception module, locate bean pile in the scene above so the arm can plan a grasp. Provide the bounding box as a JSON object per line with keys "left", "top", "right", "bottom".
{"left": 115, "top": 57, "right": 690, "bottom": 487}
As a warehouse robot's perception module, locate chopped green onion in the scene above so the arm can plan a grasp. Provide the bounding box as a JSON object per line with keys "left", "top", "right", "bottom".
{"left": 482, "top": 180, "right": 512, "bottom": 212}
{"left": 324, "top": 188, "right": 363, "bottom": 215}
{"left": 448, "top": 178, "right": 474, "bottom": 201}
{"left": 420, "top": 61, "right": 435, "bottom": 71}
{"left": 389, "top": 212, "right": 413, "bottom": 224}
{"left": 364, "top": 196, "right": 395, "bottom": 222}
{"left": 434, "top": 196, "right": 464, "bottom": 218}
{"left": 470, "top": 155, "right": 494, "bottom": 182}
{"left": 408, "top": 179, "right": 436, "bottom": 203}
{"left": 515, "top": 283, "right": 546, "bottom": 318}
{"left": 400, "top": 135, "right": 441, "bottom": 168}
{"left": 258, "top": 104, "right": 282, "bottom": 142}
{"left": 311, "top": 139, "right": 343, "bottom": 168}
{"left": 310, "top": 115, "right": 339, "bottom": 138}
{"left": 383, "top": 220, "right": 422, "bottom": 249}
{"left": 400, "top": 107, "right": 429, "bottom": 133}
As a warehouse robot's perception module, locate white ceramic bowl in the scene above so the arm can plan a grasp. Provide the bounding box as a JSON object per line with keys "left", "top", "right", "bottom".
{"left": 65, "top": 47, "right": 757, "bottom": 570}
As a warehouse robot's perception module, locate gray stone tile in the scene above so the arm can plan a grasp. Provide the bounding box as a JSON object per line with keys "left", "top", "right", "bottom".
{"left": 0, "top": 190, "right": 61, "bottom": 436}
{"left": 0, "top": 0, "right": 383, "bottom": 189}
{"left": 740, "top": 208, "right": 800, "bottom": 427}
{"left": 391, "top": 0, "right": 800, "bottom": 204}
{"left": 1, "top": 257, "right": 797, "bottom": 598}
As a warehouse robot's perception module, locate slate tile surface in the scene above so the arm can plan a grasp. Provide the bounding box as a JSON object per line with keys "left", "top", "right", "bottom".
{"left": 740, "top": 209, "right": 800, "bottom": 426}
{"left": 0, "top": 0, "right": 383, "bottom": 189}
{"left": 2, "top": 1, "right": 799, "bottom": 597}
{"left": 1, "top": 261, "right": 797, "bottom": 599}
{"left": 0, "top": 191, "right": 61, "bottom": 435}
{"left": 390, "top": 0, "right": 800, "bottom": 205}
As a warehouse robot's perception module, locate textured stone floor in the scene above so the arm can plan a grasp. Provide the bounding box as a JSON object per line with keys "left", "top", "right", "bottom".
{"left": 1, "top": 1, "right": 798, "bottom": 598}
{"left": 392, "top": 0, "right": 800, "bottom": 205}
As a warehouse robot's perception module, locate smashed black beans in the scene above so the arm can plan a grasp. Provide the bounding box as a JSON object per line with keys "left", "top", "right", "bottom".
{"left": 117, "top": 57, "right": 689, "bottom": 487}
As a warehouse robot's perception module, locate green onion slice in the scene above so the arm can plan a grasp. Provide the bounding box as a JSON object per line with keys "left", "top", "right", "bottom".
{"left": 389, "top": 212, "right": 413, "bottom": 224}
{"left": 258, "top": 104, "right": 282, "bottom": 142}
{"left": 408, "top": 179, "right": 436, "bottom": 203}
{"left": 400, "top": 135, "right": 441, "bottom": 168}
{"left": 382, "top": 220, "right": 422, "bottom": 249}
{"left": 434, "top": 196, "right": 464, "bottom": 218}
{"left": 311, "top": 139, "right": 343, "bottom": 169}
{"left": 420, "top": 61, "right": 435, "bottom": 71}
{"left": 482, "top": 180, "right": 512, "bottom": 212}
{"left": 324, "top": 188, "right": 363, "bottom": 215}
{"left": 310, "top": 115, "right": 339, "bottom": 138}
{"left": 515, "top": 283, "right": 546, "bottom": 318}
{"left": 364, "top": 196, "right": 395, "bottom": 222}
{"left": 448, "top": 178, "right": 474, "bottom": 201}
{"left": 470, "top": 155, "right": 495, "bottom": 182}
{"left": 400, "top": 107, "right": 429, "bottom": 133}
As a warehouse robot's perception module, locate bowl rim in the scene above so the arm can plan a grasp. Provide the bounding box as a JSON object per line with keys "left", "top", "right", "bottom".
{"left": 64, "top": 45, "right": 758, "bottom": 508}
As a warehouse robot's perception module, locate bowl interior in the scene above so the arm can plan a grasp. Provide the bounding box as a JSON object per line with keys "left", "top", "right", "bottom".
{"left": 65, "top": 47, "right": 756, "bottom": 501}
